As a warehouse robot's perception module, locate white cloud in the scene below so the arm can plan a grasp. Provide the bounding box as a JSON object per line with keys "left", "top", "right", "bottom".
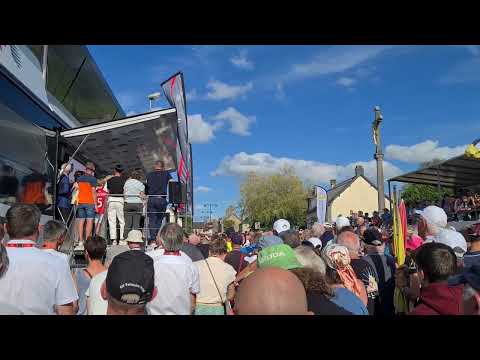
{"left": 126, "top": 110, "right": 137, "bottom": 116}
{"left": 213, "top": 107, "right": 255, "bottom": 136}
{"left": 230, "top": 49, "right": 254, "bottom": 70}
{"left": 206, "top": 80, "right": 253, "bottom": 101}
{"left": 385, "top": 140, "right": 466, "bottom": 164}
{"left": 212, "top": 152, "right": 403, "bottom": 185}
{"left": 188, "top": 114, "right": 218, "bottom": 144}
{"left": 336, "top": 76, "right": 356, "bottom": 88}
{"left": 195, "top": 186, "right": 212, "bottom": 193}
{"left": 284, "top": 45, "right": 392, "bottom": 83}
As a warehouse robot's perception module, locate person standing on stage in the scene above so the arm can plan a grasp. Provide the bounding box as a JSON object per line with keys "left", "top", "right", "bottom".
{"left": 76, "top": 162, "right": 97, "bottom": 249}
{"left": 106, "top": 165, "right": 127, "bottom": 245}
{"left": 145, "top": 160, "right": 172, "bottom": 244}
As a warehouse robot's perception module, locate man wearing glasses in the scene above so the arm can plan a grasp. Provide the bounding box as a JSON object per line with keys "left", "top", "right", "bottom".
{"left": 75, "top": 162, "right": 97, "bottom": 250}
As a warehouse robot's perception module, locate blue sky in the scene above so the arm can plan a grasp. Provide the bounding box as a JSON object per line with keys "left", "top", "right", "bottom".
{"left": 88, "top": 45, "right": 480, "bottom": 220}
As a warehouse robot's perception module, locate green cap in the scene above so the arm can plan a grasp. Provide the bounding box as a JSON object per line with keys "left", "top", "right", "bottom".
{"left": 257, "top": 244, "right": 303, "bottom": 270}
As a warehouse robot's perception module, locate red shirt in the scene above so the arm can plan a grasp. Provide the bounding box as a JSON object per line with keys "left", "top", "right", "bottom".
{"left": 96, "top": 188, "right": 108, "bottom": 214}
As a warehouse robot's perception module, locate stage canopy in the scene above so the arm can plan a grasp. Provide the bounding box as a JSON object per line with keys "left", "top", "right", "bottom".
{"left": 60, "top": 108, "right": 178, "bottom": 177}
{"left": 388, "top": 154, "right": 480, "bottom": 189}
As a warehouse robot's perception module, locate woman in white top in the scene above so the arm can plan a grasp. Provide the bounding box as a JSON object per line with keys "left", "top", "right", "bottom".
{"left": 195, "top": 234, "right": 236, "bottom": 315}
{"left": 123, "top": 169, "right": 146, "bottom": 234}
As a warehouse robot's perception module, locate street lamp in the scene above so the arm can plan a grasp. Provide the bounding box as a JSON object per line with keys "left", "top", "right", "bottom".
{"left": 372, "top": 105, "right": 385, "bottom": 212}
{"left": 148, "top": 92, "right": 161, "bottom": 110}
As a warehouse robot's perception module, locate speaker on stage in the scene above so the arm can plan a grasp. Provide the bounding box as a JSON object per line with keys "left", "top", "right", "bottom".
{"left": 168, "top": 181, "right": 186, "bottom": 205}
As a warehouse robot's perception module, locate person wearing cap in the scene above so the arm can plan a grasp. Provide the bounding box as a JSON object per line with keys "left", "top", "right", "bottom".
{"left": 463, "top": 225, "right": 480, "bottom": 268}
{"left": 302, "top": 237, "right": 323, "bottom": 253}
{"left": 106, "top": 165, "right": 127, "bottom": 246}
{"left": 257, "top": 243, "right": 303, "bottom": 270}
{"left": 409, "top": 242, "right": 463, "bottom": 315}
{"left": 100, "top": 250, "right": 157, "bottom": 315}
{"left": 320, "top": 223, "right": 335, "bottom": 247}
{"left": 435, "top": 228, "right": 468, "bottom": 266}
{"left": 362, "top": 228, "right": 396, "bottom": 316}
{"left": 273, "top": 219, "right": 290, "bottom": 236}
{"left": 233, "top": 234, "right": 285, "bottom": 285}
{"left": 75, "top": 162, "right": 97, "bottom": 249}
{"left": 322, "top": 243, "right": 368, "bottom": 315}
{"left": 125, "top": 229, "right": 145, "bottom": 251}
{"left": 416, "top": 205, "right": 449, "bottom": 242}
{"left": 146, "top": 223, "right": 200, "bottom": 315}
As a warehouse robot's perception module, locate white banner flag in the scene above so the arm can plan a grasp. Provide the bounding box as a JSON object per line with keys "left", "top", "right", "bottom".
{"left": 316, "top": 186, "right": 327, "bottom": 224}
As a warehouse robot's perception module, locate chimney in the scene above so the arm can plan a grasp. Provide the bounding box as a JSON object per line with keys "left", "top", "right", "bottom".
{"left": 330, "top": 179, "right": 337, "bottom": 189}
{"left": 355, "top": 165, "right": 364, "bottom": 177}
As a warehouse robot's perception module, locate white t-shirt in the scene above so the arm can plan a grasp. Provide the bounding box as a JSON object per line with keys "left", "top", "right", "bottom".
{"left": 124, "top": 179, "right": 145, "bottom": 204}
{"left": 42, "top": 249, "right": 70, "bottom": 266}
{"left": 0, "top": 240, "right": 79, "bottom": 315}
{"left": 146, "top": 249, "right": 200, "bottom": 315}
{"left": 85, "top": 270, "right": 108, "bottom": 315}
{"left": 196, "top": 257, "right": 236, "bottom": 304}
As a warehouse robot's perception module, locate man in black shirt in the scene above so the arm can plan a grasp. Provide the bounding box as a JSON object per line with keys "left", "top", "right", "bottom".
{"left": 337, "top": 230, "right": 379, "bottom": 315}
{"left": 145, "top": 160, "right": 172, "bottom": 243}
{"left": 362, "top": 228, "right": 396, "bottom": 316}
{"left": 106, "top": 165, "right": 127, "bottom": 245}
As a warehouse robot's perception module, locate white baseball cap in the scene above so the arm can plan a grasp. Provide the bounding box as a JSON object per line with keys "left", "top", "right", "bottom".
{"left": 125, "top": 230, "right": 144, "bottom": 244}
{"left": 415, "top": 206, "right": 448, "bottom": 229}
{"left": 434, "top": 228, "right": 467, "bottom": 258}
{"left": 304, "top": 237, "right": 323, "bottom": 250}
{"left": 335, "top": 216, "right": 351, "bottom": 230}
{"left": 273, "top": 219, "right": 290, "bottom": 234}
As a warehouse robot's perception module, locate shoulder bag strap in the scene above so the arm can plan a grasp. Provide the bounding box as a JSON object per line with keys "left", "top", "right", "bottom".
{"left": 205, "top": 258, "right": 224, "bottom": 304}
{"left": 237, "top": 253, "right": 245, "bottom": 273}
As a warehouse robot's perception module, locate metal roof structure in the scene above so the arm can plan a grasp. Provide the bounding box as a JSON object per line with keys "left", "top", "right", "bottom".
{"left": 388, "top": 154, "right": 480, "bottom": 189}
{"left": 27, "top": 45, "right": 125, "bottom": 125}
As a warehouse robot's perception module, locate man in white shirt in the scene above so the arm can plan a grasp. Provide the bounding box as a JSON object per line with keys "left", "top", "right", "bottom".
{"left": 0, "top": 204, "right": 79, "bottom": 315}
{"left": 40, "top": 219, "right": 79, "bottom": 314}
{"left": 146, "top": 223, "right": 200, "bottom": 315}
{"left": 40, "top": 220, "right": 70, "bottom": 265}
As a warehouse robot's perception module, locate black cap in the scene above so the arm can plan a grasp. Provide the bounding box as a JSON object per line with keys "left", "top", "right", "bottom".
{"left": 114, "top": 164, "right": 124, "bottom": 173}
{"left": 362, "top": 228, "right": 383, "bottom": 246}
{"left": 106, "top": 250, "right": 155, "bottom": 305}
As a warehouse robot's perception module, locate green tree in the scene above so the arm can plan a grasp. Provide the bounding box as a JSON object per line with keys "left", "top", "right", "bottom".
{"left": 223, "top": 219, "right": 237, "bottom": 231}
{"left": 239, "top": 167, "right": 308, "bottom": 229}
{"left": 401, "top": 184, "right": 453, "bottom": 207}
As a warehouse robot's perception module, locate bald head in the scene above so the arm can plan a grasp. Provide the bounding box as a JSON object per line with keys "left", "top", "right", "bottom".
{"left": 234, "top": 268, "right": 310, "bottom": 315}
{"left": 336, "top": 231, "right": 360, "bottom": 258}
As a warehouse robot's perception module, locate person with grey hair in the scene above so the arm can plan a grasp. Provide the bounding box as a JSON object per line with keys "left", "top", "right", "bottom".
{"left": 146, "top": 223, "right": 200, "bottom": 315}
{"left": 41, "top": 220, "right": 69, "bottom": 264}
{"left": 311, "top": 222, "right": 325, "bottom": 239}
{"left": 337, "top": 231, "right": 379, "bottom": 315}
{"left": 0, "top": 204, "right": 78, "bottom": 314}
